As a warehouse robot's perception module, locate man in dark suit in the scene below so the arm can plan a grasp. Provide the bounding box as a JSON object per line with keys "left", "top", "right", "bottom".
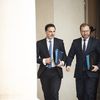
{"left": 37, "top": 23, "right": 67, "bottom": 100}
{"left": 66, "top": 23, "right": 100, "bottom": 100}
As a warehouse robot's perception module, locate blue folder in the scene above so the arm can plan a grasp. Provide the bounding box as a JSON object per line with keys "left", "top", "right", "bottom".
{"left": 55, "top": 49, "right": 64, "bottom": 65}
{"left": 86, "top": 55, "right": 91, "bottom": 70}
{"left": 86, "top": 54, "right": 94, "bottom": 70}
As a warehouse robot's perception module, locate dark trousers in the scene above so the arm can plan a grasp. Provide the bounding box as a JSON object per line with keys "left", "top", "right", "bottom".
{"left": 40, "top": 68, "right": 61, "bottom": 100}
{"left": 76, "top": 73, "right": 98, "bottom": 100}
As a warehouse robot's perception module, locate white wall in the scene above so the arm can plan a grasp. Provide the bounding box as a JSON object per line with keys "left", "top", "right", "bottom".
{"left": 36, "top": 0, "right": 54, "bottom": 40}
{"left": 37, "top": 0, "right": 85, "bottom": 100}
{"left": 0, "top": 0, "right": 37, "bottom": 100}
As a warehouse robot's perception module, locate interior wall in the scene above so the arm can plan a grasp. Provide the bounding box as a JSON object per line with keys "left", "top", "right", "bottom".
{"left": 36, "top": 0, "right": 54, "bottom": 40}
{"left": 36, "top": 0, "right": 85, "bottom": 100}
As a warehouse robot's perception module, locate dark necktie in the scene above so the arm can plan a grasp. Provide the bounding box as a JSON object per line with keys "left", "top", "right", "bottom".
{"left": 48, "top": 40, "right": 52, "bottom": 68}
{"left": 83, "top": 39, "right": 87, "bottom": 69}
{"left": 83, "top": 39, "right": 86, "bottom": 53}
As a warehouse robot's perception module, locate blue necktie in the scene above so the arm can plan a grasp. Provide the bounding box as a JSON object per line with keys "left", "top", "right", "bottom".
{"left": 48, "top": 40, "right": 52, "bottom": 68}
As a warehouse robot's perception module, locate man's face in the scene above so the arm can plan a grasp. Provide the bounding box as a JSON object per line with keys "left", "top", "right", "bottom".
{"left": 80, "top": 26, "right": 90, "bottom": 39}
{"left": 46, "top": 27, "right": 56, "bottom": 39}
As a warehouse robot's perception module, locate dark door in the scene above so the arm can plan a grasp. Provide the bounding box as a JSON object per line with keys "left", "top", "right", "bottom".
{"left": 85, "top": 0, "right": 100, "bottom": 38}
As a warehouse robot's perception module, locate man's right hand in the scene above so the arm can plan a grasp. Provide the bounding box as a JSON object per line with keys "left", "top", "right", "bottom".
{"left": 66, "top": 66, "right": 71, "bottom": 72}
{"left": 45, "top": 57, "right": 51, "bottom": 64}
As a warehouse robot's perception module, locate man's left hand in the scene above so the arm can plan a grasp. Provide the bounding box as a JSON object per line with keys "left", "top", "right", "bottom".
{"left": 91, "top": 65, "right": 99, "bottom": 72}
{"left": 57, "top": 60, "right": 64, "bottom": 68}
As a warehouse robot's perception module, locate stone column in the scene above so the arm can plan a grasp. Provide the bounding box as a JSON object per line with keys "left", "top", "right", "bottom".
{"left": 0, "top": 0, "right": 37, "bottom": 100}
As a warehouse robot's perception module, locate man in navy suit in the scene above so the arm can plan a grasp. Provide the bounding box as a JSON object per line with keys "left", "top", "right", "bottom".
{"left": 66, "top": 23, "right": 100, "bottom": 100}
{"left": 37, "top": 23, "right": 67, "bottom": 100}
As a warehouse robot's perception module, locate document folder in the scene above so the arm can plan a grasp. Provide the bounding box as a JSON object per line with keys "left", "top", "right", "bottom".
{"left": 55, "top": 49, "right": 63, "bottom": 65}
{"left": 86, "top": 54, "right": 95, "bottom": 70}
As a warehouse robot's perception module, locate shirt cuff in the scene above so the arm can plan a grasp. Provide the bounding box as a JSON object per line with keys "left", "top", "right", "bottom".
{"left": 61, "top": 61, "right": 64, "bottom": 66}
{"left": 42, "top": 58, "right": 46, "bottom": 65}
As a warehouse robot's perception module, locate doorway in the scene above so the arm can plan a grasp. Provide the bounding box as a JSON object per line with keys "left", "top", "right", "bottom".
{"left": 85, "top": 0, "right": 100, "bottom": 38}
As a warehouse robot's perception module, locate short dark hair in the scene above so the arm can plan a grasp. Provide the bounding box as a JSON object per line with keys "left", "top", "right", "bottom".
{"left": 80, "top": 23, "right": 90, "bottom": 31}
{"left": 45, "top": 23, "right": 56, "bottom": 31}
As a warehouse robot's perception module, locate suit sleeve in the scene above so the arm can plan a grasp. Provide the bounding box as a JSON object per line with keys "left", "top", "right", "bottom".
{"left": 36, "top": 41, "right": 43, "bottom": 64}
{"left": 61, "top": 40, "right": 67, "bottom": 64}
{"left": 67, "top": 40, "right": 76, "bottom": 66}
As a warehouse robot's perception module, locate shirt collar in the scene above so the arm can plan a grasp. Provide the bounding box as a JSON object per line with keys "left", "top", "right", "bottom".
{"left": 81, "top": 37, "right": 90, "bottom": 42}
{"left": 46, "top": 38, "right": 54, "bottom": 42}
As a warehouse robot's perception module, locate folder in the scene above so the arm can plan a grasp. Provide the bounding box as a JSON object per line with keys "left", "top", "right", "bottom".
{"left": 55, "top": 49, "right": 64, "bottom": 65}
{"left": 86, "top": 55, "right": 91, "bottom": 70}
{"left": 86, "top": 54, "right": 95, "bottom": 70}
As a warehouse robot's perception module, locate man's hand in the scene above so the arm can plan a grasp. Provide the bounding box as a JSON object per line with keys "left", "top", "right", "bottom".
{"left": 43, "top": 57, "right": 51, "bottom": 65}
{"left": 91, "top": 65, "right": 99, "bottom": 72}
{"left": 45, "top": 57, "right": 51, "bottom": 64}
{"left": 66, "top": 66, "right": 71, "bottom": 72}
{"left": 57, "top": 60, "right": 64, "bottom": 68}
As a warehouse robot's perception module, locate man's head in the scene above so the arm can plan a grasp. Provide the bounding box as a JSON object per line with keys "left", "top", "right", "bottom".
{"left": 45, "top": 23, "right": 56, "bottom": 39}
{"left": 80, "top": 23, "right": 91, "bottom": 39}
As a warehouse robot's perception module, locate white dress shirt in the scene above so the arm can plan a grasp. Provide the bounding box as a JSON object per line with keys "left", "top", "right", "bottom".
{"left": 43, "top": 38, "right": 64, "bottom": 67}
{"left": 82, "top": 37, "right": 90, "bottom": 51}
{"left": 43, "top": 38, "right": 55, "bottom": 67}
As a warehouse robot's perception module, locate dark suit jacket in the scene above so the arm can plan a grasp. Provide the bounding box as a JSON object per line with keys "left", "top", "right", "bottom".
{"left": 37, "top": 37, "right": 67, "bottom": 78}
{"left": 67, "top": 37, "right": 100, "bottom": 78}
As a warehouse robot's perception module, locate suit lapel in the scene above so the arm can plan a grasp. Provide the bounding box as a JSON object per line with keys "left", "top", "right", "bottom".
{"left": 53, "top": 38, "right": 57, "bottom": 53}
{"left": 79, "top": 38, "right": 83, "bottom": 53}
{"left": 53, "top": 38, "right": 58, "bottom": 62}
{"left": 43, "top": 38, "right": 50, "bottom": 56}
{"left": 53, "top": 38, "right": 56, "bottom": 62}
{"left": 85, "top": 37, "right": 92, "bottom": 53}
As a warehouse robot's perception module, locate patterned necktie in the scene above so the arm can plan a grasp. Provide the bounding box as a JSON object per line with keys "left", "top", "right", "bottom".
{"left": 48, "top": 40, "right": 52, "bottom": 68}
